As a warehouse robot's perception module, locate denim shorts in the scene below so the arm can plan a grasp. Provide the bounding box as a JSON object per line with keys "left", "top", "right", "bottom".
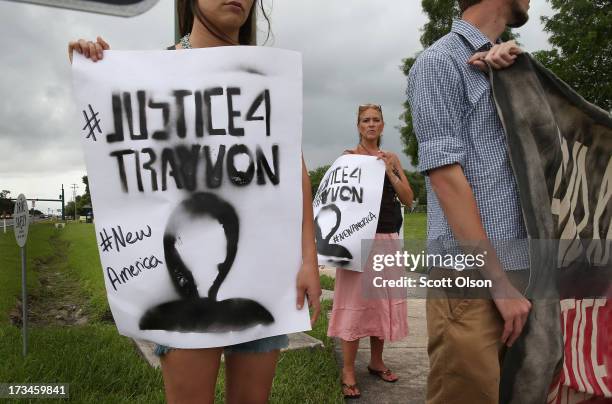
{"left": 153, "top": 334, "right": 289, "bottom": 357}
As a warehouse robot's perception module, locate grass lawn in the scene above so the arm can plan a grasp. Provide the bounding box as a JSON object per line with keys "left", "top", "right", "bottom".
{"left": 403, "top": 212, "right": 428, "bottom": 273}
{"left": 60, "top": 224, "right": 108, "bottom": 321}
{"left": 319, "top": 274, "right": 335, "bottom": 291}
{"left": 0, "top": 223, "right": 343, "bottom": 403}
{"left": 0, "top": 223, "right": 56, "bottom": 325}
{"left": 0, "top": 325, "right": 164, "bottom": 403}
{"left": 403, "top": 212, "right": 427, "bottom": 240}
{"left": 274, "top": 300, "right": 342, "bottom": 403}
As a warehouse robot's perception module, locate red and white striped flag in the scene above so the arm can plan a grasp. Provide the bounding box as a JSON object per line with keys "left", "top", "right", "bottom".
{"left": 548, "top": 299, "right": 611, "bottom": 404}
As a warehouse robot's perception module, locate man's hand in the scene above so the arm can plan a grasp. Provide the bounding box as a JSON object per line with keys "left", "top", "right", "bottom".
{"left": 468, "top": 40, "right": 522, "bottom": 71}
{"left": 490, "top": 280, "right": 532, "bottom": 347}
{"left": 429, "top": 164, "right": 532, "bottom": 346}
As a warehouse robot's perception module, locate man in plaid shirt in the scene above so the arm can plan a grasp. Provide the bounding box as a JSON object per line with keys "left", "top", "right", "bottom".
{"left": 407, "top": 0, "right": 533, "bottom": 403}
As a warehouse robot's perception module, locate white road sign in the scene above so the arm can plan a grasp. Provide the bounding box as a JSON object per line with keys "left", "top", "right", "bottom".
{"left": 13, "top": 194, "right": 29, "bottom": 247}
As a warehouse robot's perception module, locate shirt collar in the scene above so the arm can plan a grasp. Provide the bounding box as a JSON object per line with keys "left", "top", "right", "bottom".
{"left": 452, "top": 19, "right": 496, "bottom": 51}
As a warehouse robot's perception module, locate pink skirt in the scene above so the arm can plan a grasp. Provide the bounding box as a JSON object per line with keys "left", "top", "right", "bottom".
{"left": 327, "top": 233, "right": 408, "bottom": 342}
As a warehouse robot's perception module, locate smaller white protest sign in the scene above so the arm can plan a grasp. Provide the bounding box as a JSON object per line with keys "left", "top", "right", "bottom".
{"left": 13, "top": 194, "right": 29, "bottom": 248}
{"left": 313, "top": 155, "right": 385, "bottom": 272}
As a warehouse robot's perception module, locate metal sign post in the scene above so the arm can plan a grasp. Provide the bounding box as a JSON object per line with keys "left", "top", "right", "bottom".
{"left": 13, "top": 194, "right": 30, "bottom": 356}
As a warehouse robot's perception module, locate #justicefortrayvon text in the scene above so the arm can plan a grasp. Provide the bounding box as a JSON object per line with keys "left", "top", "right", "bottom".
{"left": 106, "top": 87, "right": 278, "bottom": 192}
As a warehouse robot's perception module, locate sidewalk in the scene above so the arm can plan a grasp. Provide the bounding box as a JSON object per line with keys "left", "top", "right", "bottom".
{"left": 322, "top": 268, "right": 429, "bottom": 404}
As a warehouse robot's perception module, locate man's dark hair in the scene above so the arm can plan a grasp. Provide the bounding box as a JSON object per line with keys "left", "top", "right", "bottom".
{"left": 458, "top": 0, "right": 483, "bottom": 12}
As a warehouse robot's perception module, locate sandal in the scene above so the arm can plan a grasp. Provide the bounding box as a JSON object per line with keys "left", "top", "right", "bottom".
{"left": 341, "top": 382, "right": 361, "bottom": 399}
{"left": 367, "top": 366, "right": 399, "bottom": 383}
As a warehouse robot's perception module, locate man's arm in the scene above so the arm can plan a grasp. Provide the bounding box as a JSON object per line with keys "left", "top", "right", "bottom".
{"left": 429, "top": 164, "right": 531, "bottom": 347}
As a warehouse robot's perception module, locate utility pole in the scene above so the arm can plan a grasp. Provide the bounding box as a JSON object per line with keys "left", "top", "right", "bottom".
{"left": 71, "top": 184, "right": 78, "bottom": 221}
{"left": 61, "top": 184, "right": 65, "bottom": 221}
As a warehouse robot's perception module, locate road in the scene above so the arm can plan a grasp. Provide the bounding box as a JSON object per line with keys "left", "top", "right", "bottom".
{"left": 2, "top": 217, "right": 43, "bottom": 231}
{"left": 2, "top": 218, "right": 14, "bottom": 230}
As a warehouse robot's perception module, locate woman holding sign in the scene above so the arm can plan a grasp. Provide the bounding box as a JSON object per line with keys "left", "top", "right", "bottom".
{"left": 327, "top": 104, "right": 413, "bottom": 399}
{"left": 68, "top": 1, "right": 321, "bottom": 403}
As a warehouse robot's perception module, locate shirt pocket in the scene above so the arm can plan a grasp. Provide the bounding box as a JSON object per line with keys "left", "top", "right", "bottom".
{"left": 465, "top": 68, "right": 490, "bottom": 107}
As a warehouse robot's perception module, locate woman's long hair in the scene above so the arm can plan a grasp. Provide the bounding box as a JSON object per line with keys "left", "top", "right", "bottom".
{"left": 177, "top": 0, "right": 271, "bottom": 45}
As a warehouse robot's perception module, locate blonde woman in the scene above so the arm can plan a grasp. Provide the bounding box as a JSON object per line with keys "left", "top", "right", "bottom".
{"left": 328, "top": 104, "right": 413, "bottom": 399}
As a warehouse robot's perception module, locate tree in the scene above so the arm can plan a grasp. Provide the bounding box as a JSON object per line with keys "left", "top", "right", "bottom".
{"left": 419, "top": 0, "right": 461, "bottom": 48}
{"left": 82, "top": 175, "right": 90, "bottom": 198}
{"left": 78, "top": 175, "right": 92, "bottom": 214}
{"left": 0, "top": 189, "right": 14, "bottom": 215}
{"left": 65, "top": 201, "right": 76, "bottom": 218}
{"left": 399, "top": 1, "right": 461, "bottom": 166}
{"left": 308, "top": 165, "right": 331, "bottom": 197}
{"left": 400, "top": 1, "right": 516, "bottom": 166}
{"left": 533, "top": 0, "right": 611, "bottom": 111}
{"left": 405, "top": 170, "right": 427, "bottom": 206}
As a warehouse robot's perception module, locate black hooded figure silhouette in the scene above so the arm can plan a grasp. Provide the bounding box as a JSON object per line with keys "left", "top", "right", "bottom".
{"left": 139, "top": 192, "right": 274, "bottom": 332}
{"left": 314, "top": 204, "right": 353, "bottom": 266}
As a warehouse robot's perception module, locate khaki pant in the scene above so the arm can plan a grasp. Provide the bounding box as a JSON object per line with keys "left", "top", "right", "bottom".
{"left": 426, "top": 268, "right": 507, "bottom": 404}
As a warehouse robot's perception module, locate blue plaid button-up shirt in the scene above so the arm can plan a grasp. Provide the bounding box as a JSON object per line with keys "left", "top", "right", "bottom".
{"left": 407, "top": 20, "right": 528, "bottom": 271}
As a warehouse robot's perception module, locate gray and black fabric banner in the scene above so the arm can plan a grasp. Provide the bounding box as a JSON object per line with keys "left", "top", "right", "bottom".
{"left": 491, "top": 54, "right": 611, "bottom": 404}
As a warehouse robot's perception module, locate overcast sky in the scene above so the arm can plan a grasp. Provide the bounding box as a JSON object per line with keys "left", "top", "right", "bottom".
{"left": 0, "top": 0, "right": 553, "bottom": 214}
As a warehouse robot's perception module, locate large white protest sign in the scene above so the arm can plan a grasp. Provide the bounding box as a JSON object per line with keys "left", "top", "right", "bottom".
{"left": 71, "top": 47, "right": 309, "bottom": 348}
{"left": 313, "top": 155, "right": 385, "bottom": 272}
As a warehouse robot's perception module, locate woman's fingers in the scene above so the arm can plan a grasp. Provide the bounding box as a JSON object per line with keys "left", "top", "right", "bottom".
{"left": 296, "top": 284, "right": 306, "bottom": 310}
{"left": 378, "top": 152, "right": 396, "bottom": 171}
{"left": 68, "top": 41, "right": 82, "bottom": 64}
{"left": 95, "top": 37, "right": 110, "bottom": 60}
{"left": 378, "top": 151, "right": 392, "bottom": 162}
{"left": 94, "top": 41, "right": 104, "bottom": 61}
{"left": 77, "top": 39, "right": 90, "bottom": 58}
{"left": 69, "top": 37, "right": 109, "bottom": 63}
{"left": 97, "top": 36, "right": 110, "bottom": 50}
{"left": 378, "top": 151, "right": 401, "bottom": 176}
{"left": 89, "top": 41, "right": 99, "bottom": 62}
{"left": 308, "top": 292, "right": 321, "bottom": 325}
{"left": 87, "top": 41, "right": 96, "bottom": 61}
